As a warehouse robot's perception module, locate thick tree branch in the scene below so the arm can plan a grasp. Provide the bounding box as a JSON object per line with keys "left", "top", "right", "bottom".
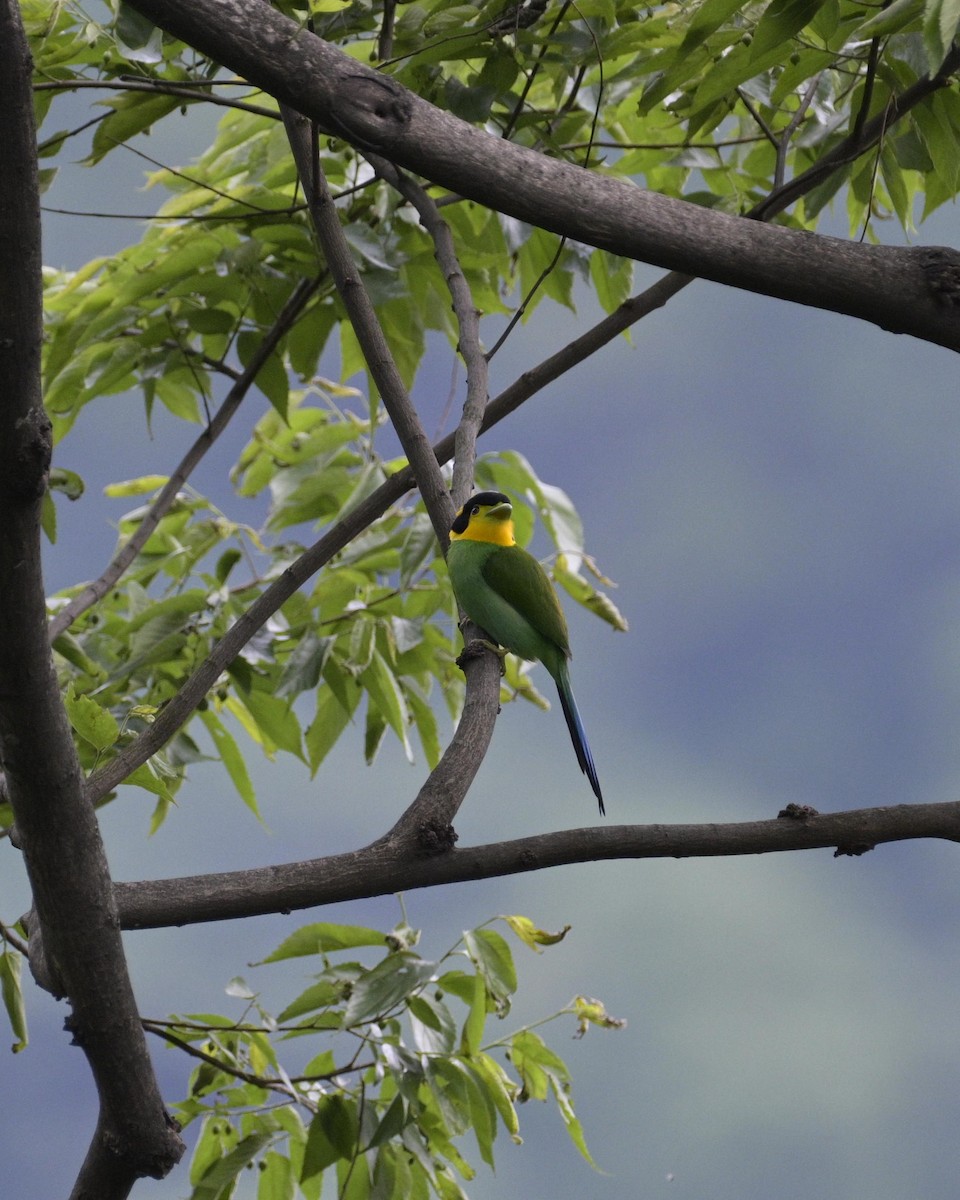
{"left": 376, "top": 638, "right": 503, "bottom": 846}
{"left": 0, "top": 3, "right": 183, "bottom": 1194}
{"left": 48, "top": 274, "right": 321, "bottom": 641}
{"left": 113, "top": 802, "right": 960, "bottom": 930}
{"left": 125, "top": 0, "right": 960, "bottom": 350}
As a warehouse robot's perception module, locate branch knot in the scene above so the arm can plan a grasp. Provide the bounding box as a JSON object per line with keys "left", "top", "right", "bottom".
{"left": 918, "top": 246, "right": 960, "bottom": 308}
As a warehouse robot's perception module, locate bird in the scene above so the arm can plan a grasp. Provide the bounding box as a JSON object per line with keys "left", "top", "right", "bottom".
{"left": 446, "top": 490, "right": 604, "bottom": 814}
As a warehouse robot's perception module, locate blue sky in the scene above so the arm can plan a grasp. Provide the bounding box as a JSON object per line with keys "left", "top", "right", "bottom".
{"left": 6, "top": 78, "right": 960, "bottom": 1199}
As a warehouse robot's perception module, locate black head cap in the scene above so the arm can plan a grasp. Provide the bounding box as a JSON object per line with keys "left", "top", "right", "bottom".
{"left": 450, "top": 491, "right": 511, "bottom": 534}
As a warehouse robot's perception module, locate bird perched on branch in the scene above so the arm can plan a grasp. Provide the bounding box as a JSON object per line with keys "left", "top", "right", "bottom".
{"left": 446, "top": 490, "right": 604, "bottom": 814}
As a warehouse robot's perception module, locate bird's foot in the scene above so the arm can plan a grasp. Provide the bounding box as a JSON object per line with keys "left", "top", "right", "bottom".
{"left": 457, "top": 638, "right": 506, "bottom": 674}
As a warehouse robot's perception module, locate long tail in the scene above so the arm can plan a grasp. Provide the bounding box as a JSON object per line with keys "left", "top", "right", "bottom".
{"left": 556, "top": 658, "right": 604, "bottom": 815}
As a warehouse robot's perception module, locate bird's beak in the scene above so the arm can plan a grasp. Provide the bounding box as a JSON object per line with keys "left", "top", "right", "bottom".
{"left": 487, "top": 502, "right": 513, "bottom": 521}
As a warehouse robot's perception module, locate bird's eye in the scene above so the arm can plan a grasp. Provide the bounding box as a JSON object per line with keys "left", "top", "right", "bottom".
{"left": 471, "top": 504, "right": 480, "bottom": 515}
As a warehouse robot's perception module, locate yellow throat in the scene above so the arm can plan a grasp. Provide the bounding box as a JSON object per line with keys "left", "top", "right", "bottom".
{"left": 450, "top": 496, "right": 516, "bottom": 547}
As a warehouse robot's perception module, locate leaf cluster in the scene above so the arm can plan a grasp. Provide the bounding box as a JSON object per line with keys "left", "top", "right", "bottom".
{"left": 151, "top": 913, "right": 622, "bottom": 1199}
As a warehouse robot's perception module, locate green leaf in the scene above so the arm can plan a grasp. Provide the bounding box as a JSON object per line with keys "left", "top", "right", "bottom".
{"left": 125, "top": 760, "right": 177, "bottom": 803}
{"left": 199, "top": 709, "right": 259, "bottom": 819}
{"left": 194, "top": 1131, "right": 274, "bottom": 1197}
{"left": 462, "top": 929, "right": 516, "bottom": 1012}
{"left": 472, "top": 1054, "right": 520, "bottom": 1140}
{"left": 548, "top": 1070, "right": 597, "bottom": 1168}
{"left": 858, "top": 0, "right": 923, "bottom": 39}
{"left": 277, "top": 978, "right": 345, "bottom": 1021}
{"left": 459, "top": 972, "right": 487, "bottom": 1058}
{"left": 589, "top": 249, "right": 633, "bottom": 315}
{"left": 49, "top": 466, "right": 85, "bottom": 500}
{"left": 553, "top": 554, "right": 629, "bottom": 632}
{"left": 689, "top": 41, "right": 785, "bottom": 122}
{"left": 364, "top": 703, "right": 388, "bottom": 764}
{"left": 104, "top": 474, "right": 170, "bottom": 497}
{"left": 923, "top": 0, "right": 960, "bottom": 71}
{"left": 41, "top": 490, "right": 57, "bottom": 544}
{"left": 360, "top": 649, "right": 413, "bottom": 762}
{"left": 409, "top": 992, "right": 458, "bottom": 1055}
{"left": 399, "top": 514, "right": 437, "bottom": 588}
{"left": 405, "top": 685, "right": 442, "bottom": 770}
{"left": 257, "top": 1150, "right": 295, "bottom": 1200}
{"left": 0, "top": 948, "right": 28, "bottom": 1052}
{"left": 230, "top": 687, "right": 304, "bottom": 761}
{"left": 240, "top": 334, "right": 289, "bottom": 420}
{"left": 259, "top": 922, "right": 387, "bottom": 963}
{"left": 678, "top": 0, "right": 748, "bottom": 50}
{"left": 303, "top": 1095, "right": 357, "bottom": 1179}
{"left": 64, "top": 684, "right": 120, "bottom": 752}
{"left": 277, "top": 633, "right": 334, "bottom": 699}
{"left": 125, "top": 589, "right": 209, "bottom": 635}
{"left": 116, "top": 3, "right": 159, "bottom": 49}
{"left": 366, "top": 1094, "right": 407, "bottom": 1151}
{"left": 750, "top": 0, "right": 824, "bottom": 61}
{"left": 343, "top": 953, "right": 437, "bottom": 1026}
{"left": 459, "top": 1059, "right": 497, "bottom": 1169}
{"left": 306, "top": 680, "right": 360, "bottom": 774}
{"left": 87, "top": 92, "right": 184, "bottom": 165}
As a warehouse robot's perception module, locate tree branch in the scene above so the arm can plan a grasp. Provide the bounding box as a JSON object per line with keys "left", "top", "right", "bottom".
{"left": 0, "top": 3, "right": 183, "bottom": 1194}
{"left": 113, "top": 801, "right": 960, "bottom": 930}
{"left": 48, "top": 274, "right": 321, "bottom": 641}
{"left": 365, "top": 155, "right": 488, "bottom": 509}
{"left": 282, "top": 108, "right": 501, "bottom": 838}
{"left": 279, "top": 106, "right": 454, "bottom": 544}
{"left": 34, "top": 76, "right": 277, "bottom": 119}
{"left": 124, "top": 0, "right": 960, "bottom": 350}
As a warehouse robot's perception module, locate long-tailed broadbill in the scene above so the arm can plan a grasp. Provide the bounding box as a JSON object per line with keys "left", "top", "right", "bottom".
{"left": 446, "top": 491, "right": 604, "bottom": 814}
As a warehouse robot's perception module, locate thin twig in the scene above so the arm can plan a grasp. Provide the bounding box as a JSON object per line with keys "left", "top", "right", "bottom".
{"left": 34, "top": 76, "right": 277, "bottom": 119}
{"left": 774, "top": 73, "right": 822, "bottom": 192}
{"left": 484, "top": 237, "right": 566, "bottom": 363}
{"left": 377, "top": 0, "right": 396, "bottom": 62}
{"left": 366, "top": 154, "right": 487, "bottom": 508}
{"left": 852, "top": 37, "right": 883, "bottom": 145}
{"left": 501, "top": 0, "right": 573, "bottom": 142}
{"left": 737, "top": 87, "right": 779, "bottom": 149}
{"left": 0, "top": 922, "right": 29, "bottom": 956}
{"left": 143, "top": 1019, "right": 377, "bottom": 1092}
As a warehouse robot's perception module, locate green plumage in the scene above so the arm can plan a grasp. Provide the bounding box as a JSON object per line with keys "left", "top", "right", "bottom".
{"left": 447, "top": 539, "right": 569, "bottom": 675}
{"left": 447, "top": 523, "right": 604, "bottom": 814}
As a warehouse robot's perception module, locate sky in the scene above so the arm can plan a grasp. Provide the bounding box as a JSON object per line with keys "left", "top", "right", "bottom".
{"left": 6, "top": 56, "right": 960, "bottom": 1200}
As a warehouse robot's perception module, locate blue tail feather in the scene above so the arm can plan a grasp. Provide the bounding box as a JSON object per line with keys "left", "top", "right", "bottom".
{"left": 556, "top": 660, "right": 604, "bottom": 815}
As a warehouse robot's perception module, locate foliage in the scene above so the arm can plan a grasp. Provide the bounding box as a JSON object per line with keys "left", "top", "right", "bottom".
{"left": 147, "top": 913, "right": 623, "bottom": 1199}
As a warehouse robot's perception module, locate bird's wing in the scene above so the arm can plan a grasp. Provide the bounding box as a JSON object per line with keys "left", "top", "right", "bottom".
{"left": 481, "top": 545, "right": 571, "bottom": 655}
